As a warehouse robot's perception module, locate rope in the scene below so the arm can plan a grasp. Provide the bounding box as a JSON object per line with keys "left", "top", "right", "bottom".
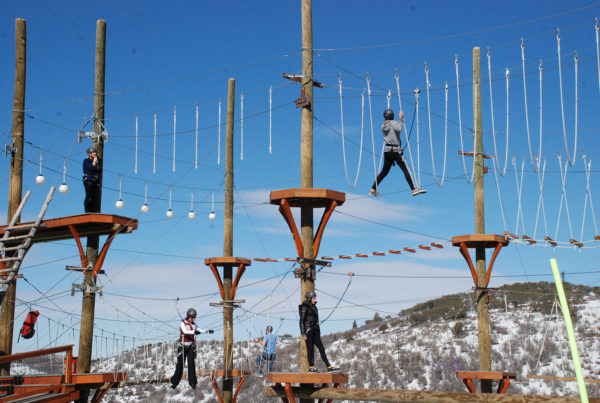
{"left": 555, "top": 154, "right": 575, "bottom": 241}
{"left": 195, "top": 102, "right": 199, "bottom": 168}
{"left": 338, "top": 76, "right": 364, "bottom": 188}
{"left": 424, "top": 63, "right": 447, "bottom": 186}
{"left": 521, "top": 38, "right": 538, "bottom": 172}
{"left": 414, "top": 89, "right": 421, "bottom": 188}
{"left": 153, "top": 111, "right": 157, "bottom": 174}
{"left": 396, "top": 70, "right": 417, "bottom": 180}
{"left": 538, "top": 59, "right": 543, "bottom": 169}
{"left": 596, "top": 18, "right": 600, "bottom": 96}
{"left": 532, "top": 159, "right": 549, "bottom": 240}
{"left": 487, "top": 49, "right": 508, "bottom": 176}
{"left": 557, "top": 30, "right": 579, "bottom": 167}
{"left": 491, "top": 154, "right": 510, "bottom": 231}
{"left": 455, "top": 55, "right": 474, "bottom": 183}
{"left": 172, "top": 106, "right": 176, "bottom": 172}
{"left": 240, "top": 93, "right": 244, "bottom": 160}
{"left": 583, "top": 154, "right": 599, "bottom": 237}
{"left": 512, "top": 157, "right": 527, "bottom": 236}
{"left": 218, "top": 98, "right": 222, "bottom": 165}
{"left": 318, "top": 274, "right": 354, "bottom": 325}
{"left": 135, "top": 114, "right": 138, "bottom": 174}
{"left": 366, "top": 74, "right": 378, "bottom": 193}
{"left": 269, "top": 86, "right": 273, "bottom": 155}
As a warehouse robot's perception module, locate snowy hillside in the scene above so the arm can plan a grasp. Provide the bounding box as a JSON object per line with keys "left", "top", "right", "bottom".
{"left": 92, "top": 282, "right": 599, "bottom": 402}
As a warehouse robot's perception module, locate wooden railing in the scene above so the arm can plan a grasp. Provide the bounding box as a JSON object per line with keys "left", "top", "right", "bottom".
{"left": 0, "top": 344, "right": 74, "bottom": 384}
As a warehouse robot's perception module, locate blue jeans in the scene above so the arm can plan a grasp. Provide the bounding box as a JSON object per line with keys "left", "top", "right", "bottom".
{"left": 256, "top": 351, "right": 276, "bottom": 375}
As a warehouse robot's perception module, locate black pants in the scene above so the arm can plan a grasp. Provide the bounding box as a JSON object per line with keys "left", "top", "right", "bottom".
{"left": 306, "top": 329, "right": 330, "bottom": 368}
{"left": 170, "top": 345, "right": 197, "bottom": 387}
{"left": 371, "top": 150, "right": 415, "bottom": 191}
{"left": 83, "top": 180, "right": 100, "bottom": 213}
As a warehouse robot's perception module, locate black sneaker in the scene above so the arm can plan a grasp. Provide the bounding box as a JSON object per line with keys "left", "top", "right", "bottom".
{"left": 308, "top": 367, "right": 318, "bottom": 373}
{"left": 327, "top": 366, "right": 341, "bottom": 372}
{"left": 170, "top": 384, "right": 177, "bottom": 389}
{"left": 190, "top": 384, "right": 196, "bottom": 390}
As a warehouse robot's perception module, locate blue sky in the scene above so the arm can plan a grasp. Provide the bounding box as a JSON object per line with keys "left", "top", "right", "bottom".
{"left": 1, "top": 1, "right": 600, "bottom": 357}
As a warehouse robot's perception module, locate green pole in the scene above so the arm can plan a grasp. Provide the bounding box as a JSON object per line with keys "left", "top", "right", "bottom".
{"left": 550, "top": 258, "right": 588, "bottom": 403}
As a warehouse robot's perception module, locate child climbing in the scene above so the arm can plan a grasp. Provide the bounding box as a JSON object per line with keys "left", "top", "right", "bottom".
{"left": 369, "top": 109, "right": 427, "bottom": 197}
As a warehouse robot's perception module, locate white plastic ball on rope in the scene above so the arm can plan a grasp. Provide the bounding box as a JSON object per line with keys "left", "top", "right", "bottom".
{"left": 188, "top": 210, "right": 196, "bottom": 219}
{"left": 115, "top": 199, "right": 124, "bottom": 209}
{"left": 166, "top": 209, "right": 174, "bottom": 218}
{"left": 141, "top": 203, "right": 149, "bottom": 213}
{"left": 58, "top": 183, "right": 69, "bottom": 194}
{"left": 209, "top": 211, "right": 216, "bottom": 220}
{"left": 35, "top": 175, "right": 45, "bottom": 185}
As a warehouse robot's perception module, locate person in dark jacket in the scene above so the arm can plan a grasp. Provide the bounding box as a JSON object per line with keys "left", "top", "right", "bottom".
{"left": 82, "top": 147, "right": 101, "bottom": 212}
{"left": 299, "top": 291, "right": 340, "bottom": 373}
{"left": 369, "top": 109, "right": 427, "bottom": 197}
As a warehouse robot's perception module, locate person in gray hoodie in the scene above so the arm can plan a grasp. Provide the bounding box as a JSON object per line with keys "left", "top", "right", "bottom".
{"left": 369, "top": 109, "right": 426, "bottom": 197}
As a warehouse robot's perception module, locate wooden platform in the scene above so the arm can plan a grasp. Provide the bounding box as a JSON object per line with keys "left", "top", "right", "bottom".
{"left": 269, "top": 189, "right": 345, "bottom": 208}
{"left": 451, "top": 234, "right": 509, "bottom": 248}
{"left": 266, "top": 372, "right": 348, "bottom": 403}
{"left": 456, "top": 371, "right": 516, "bottom": 394}
{"left": 0, "top": 214, "right": 138, "bottom": 245}
{"left": 0, "top": 345, "right": 126, "bottom": 403}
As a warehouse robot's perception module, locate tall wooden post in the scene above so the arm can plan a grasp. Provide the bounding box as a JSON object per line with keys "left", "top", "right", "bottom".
{"left": 473, "top": 46, "right": 492, "bottom": 393}
{"left": 0, "top": 18, "right": 26, "bottom": 376}
{"left": 222, "top": 78, "right": 235, "bottom": 403}
{"left": 299, "top": 0, "right": 314, "bottom": 376}
{"left": 77, "top": 20, "right": 105, "bottom": 403}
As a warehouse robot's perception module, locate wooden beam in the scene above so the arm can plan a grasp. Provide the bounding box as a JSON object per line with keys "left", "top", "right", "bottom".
{"left": 527, "top": 374, "right": 600, "bottom": 384}
{"left": 265, "top": 385, "right": 600, "bottom": 402}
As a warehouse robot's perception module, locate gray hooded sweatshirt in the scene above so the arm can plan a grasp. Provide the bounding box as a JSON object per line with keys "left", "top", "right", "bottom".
{"left": 382, "top": 119, "right": 404, "bottom": 152}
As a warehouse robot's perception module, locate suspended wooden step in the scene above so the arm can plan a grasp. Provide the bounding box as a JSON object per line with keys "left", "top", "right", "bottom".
{"left": 503, "top": 231, "right": 518, "bottom": 240}
{"left": 521, "top": 235, "right": 536, "bottom": 245}
{"left": 569, "top": 238, "right": 583, "bottom": 248}
{"left": 544, "top": 236, "right": 558, "bottom": 247}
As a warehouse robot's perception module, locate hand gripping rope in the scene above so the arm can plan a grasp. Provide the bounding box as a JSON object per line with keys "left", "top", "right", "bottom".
{"left": 424, "top": 62, "right": 447, "bottom": 186}
{"left": 338, "top": 75, "right": 364, "bottom": 188}
{"left": 556, "top": 30, "right": 579, "bottom": 167}
{"left": 455, "top": 55, "right": 475, "bottom": 183}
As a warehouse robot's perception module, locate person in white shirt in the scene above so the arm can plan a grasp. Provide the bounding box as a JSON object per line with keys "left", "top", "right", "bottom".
{"left": 170, "top": 308, "right": 214, "bottom": 389}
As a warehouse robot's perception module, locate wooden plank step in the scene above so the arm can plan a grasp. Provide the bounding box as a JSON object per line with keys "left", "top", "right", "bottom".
{"left": 6, "top": 391, "right": 79, "bottom": 403}
{"left": 0, "top": 257, "right": 20, "bottom": 263}
{"left": 0, "top": 235, "right": 30, "bottom": 242}
{"left": 3, "top": 224, "right": 39, "bottom": 231}
{"left": 0, "top": 245, "right": 27, "bottom": 253}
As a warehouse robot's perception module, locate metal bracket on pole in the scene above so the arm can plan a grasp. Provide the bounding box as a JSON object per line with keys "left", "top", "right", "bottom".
{"left": 78, "top": 116, "right": 108, "bottom": 143}
{"left": 3, "top": 145, "right": 17, "bottom": 156}
{"left": 296, "top": 257, "right": 331, "bottom": 267}
{"left": 66, "top": 264, "right": 105, "bottom": 275}
{"left": 71, "top": 282, "right": 103, "bottom": 296}
{"left": 209, "top": 299, "right": 245, "bottom": 308}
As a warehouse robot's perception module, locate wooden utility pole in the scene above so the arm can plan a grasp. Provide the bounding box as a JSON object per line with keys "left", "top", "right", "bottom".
{"left": 0, "top": 18, "right": 26, "bottom": 376}
{"left": 77, "top": 20, "right": 105, "bottom": 402}
{"left": 473, "top": 46, "right": 492, "bottom": 393}
{"left": 299, "top": 0, "right": 314, "bottom": 376}
{"left": 222, "top": 78, "right": 235, "bottom": 403}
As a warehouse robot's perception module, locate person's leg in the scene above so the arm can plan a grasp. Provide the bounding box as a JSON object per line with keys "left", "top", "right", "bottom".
{"left": 266, "top": 353, "right": 275, "bottom": 373}
{"left": 187, "top": 346, "right": 197, "bottom": 388}
{"left": 306, "top": 331, "right": 316, "bottom": 367}
{"left": 256, "top": 352, "right": 265, "bottom": 375}
{"left": 313, "top": 333, "right": 331, "bottom": 367}
{"left": 83, "top": 181, "right": 93, "bottom": 212}
{"left": 91, "top": 183, "right": 101, "bottom": 212}
{"left": 170, "top": 345, "right": 184, "bottom": 387}
{"left": 394, "top": 152, "right": 415, "bottom": 190}
{"left": 371, "top": 152, "right": 394, "bottom": 190}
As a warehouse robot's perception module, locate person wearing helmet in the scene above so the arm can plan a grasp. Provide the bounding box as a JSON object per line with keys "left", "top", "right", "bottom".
{"left": 254, "top": 325, "right": 277, "bottom": 376}
{"left": 170, "top": 308, "right": 214, "bottom": 390}
{"left": 299, "top": 291, "right": 340, "bottom": 373}
{"left": 82, "top": 147, "right": 102, "bottom": 212}
{"left": 369, "top": 109, "right": 427, "bottom": 197}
